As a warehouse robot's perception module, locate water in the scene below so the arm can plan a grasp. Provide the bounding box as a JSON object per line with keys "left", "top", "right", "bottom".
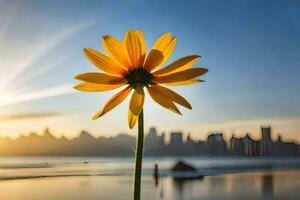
{"left": 0, "top": 157, "right": 299, "bottom": 200}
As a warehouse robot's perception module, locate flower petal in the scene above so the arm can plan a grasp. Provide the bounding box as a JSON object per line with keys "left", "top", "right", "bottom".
{"left": 102, "top": 35, "right": 131, "bottom": 68}
{"left": 84, "top": 48, "right": 127, "bottom": 76}
{"left": 124, "top": 30, "right": 146, "bottom": 68}
{"left": 127, "top": 87, "right": 144, "bottom": 129}
{"left": 144, "top": 32, "right": 176, "bottom": 72}
{"left": 160, "top": 37, "right": 176, "bottom": 66}
{"left": 92, "top": 86, "right": 132, "bottom": 120}
{"left": 149, "top": 85, "right": 191, "bottom": 109}
{"left": 153, "top": 68, "right": 208, "bottom": 84}
{"left": 152, "top": 32, "right": 171, "bottom": 49}
{"left": 143, "top": 50, "right": 164, "bottom": 71}
{"left": 147, "top": 86, "right": 181, "bottom": 115}
{"left": 163, "top": 79, "right": 204, "bottom": 86}
{"left": 74, "top": 82, "right": 124, "bottom": 92}
{"left": 153, "top": 55, "right": 200, "bottom": 76}
{"left": 135, "top": 30, "right": 146, "bottom": 66}
{"left": 129, "top": 87, "right": 145, "bottom": 116}
{"left": 128, "top": 109, "right": 138, "bottom": 129}
{"left": 75, "top": 72, "right": 127, "bottom": 85}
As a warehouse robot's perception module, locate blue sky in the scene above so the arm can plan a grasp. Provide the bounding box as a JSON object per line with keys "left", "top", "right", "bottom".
{"left": 0, "top": 0, "right": 299, "bottom": 141}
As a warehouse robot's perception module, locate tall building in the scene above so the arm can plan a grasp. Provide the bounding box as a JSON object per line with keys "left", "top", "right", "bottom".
{"left": 185, "top": 134, "right": 197, "bottom": 154}
{"left": 260, "top": 126, "right": 272, "bottom": 155}
{"left": 206, "top": 133, "right": 228, "bottom": 155}
{"left": 170, "top": 132, "right": 183, "bottom": 146}
{"left": 145, "top": 127, "right": 164, "bottom": 149}
{"left": 145, "top": 127, "right": 160, "bottom": 148}
{"left": 243, "top": 134, "right": 260, "bottom": 156}
{"left": 230, "top": 134, "right": 244, "bottom": 155}
{"left": 144, "top": 127, "right": 166, "bottom": 155}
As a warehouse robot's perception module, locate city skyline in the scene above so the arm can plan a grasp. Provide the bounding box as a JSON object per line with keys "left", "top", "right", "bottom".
{"left": 1, "top": 124, "right": 299, "bottom": 145}
{"left": 0, "top": 0, "right": 299, "bottom": 140}
{"left": 0, "top": 126, "right": 298, "bottom": 156}
{"left": 1, "top": 114, "right": 300, "bottom": 142}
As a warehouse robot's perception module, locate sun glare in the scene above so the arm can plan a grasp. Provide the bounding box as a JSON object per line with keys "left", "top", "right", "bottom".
{"left": 0, "top": 89, "right": 14, "bottom": 107}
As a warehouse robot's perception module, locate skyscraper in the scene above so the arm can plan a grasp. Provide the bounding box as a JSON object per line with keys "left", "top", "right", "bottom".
{"left": 260, "top": 126, "right": 272, "bottom": 155}
{"left": 170, "top": 132, "right": 183, "bottom": 146}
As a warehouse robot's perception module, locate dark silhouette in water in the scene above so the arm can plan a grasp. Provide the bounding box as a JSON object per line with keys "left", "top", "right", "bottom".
{"left": 171, "top": 161, "right": 197, "bottom": 172}
{"left": 154, "top": 163, "right": 159, "bottom": 187}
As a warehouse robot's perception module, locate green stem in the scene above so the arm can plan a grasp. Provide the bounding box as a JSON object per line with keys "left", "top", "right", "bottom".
{"left": 133, "top": 109, "right": 144, "bottom": 200}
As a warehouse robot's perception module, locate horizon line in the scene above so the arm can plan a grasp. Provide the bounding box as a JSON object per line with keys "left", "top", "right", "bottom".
{"left": 1, "top": 125, "right": 298, "bottom": 144}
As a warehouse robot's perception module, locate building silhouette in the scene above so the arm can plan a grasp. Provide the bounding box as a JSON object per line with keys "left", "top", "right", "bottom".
{"left": 230, "top": 126, "right": 298, "bottom": 156}
{"left": 170, "top": 132, "right": 183, "bottom": 146}
{"left": 0, "top": 126, "right": 299, "bottom": 156}
{"left": 206, "top": 133, "right": 228, "bottom": 155}
{"left": 260, "top": 126, "right": 272, "bottom": 156}
{"left": 144, "top": 127, "right": 165, "bottom": 155}
{"left": 244, "top": 134, "right": 260, "bottom": 156}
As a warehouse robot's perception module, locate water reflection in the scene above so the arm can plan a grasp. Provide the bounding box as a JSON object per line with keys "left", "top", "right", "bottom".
{"left": 153, "top": 171, "right": 292, "bottom": 200}
{"left": 154, "top": 163, "right": 159, "bottom": 187}
{"left": 172, "top": 178, "right": 185, "bottom": 199}
{"left": 261, "top": 174, "right": 273, "bottom": 200}
{"left": 0, "top": 170, "right": 299, "bottom": 200}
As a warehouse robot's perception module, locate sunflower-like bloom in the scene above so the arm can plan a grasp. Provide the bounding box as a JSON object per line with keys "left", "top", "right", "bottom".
{"left": 74, "top": 30, "right": 208, "bottom": 129}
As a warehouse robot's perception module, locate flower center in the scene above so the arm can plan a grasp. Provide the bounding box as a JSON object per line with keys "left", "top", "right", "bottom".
{"left": 125, "top": 68, "right": 153, "bottom": 89}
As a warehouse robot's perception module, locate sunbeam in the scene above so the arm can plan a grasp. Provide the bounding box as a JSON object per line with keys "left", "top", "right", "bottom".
{"left": 0, "top": 83, "right": 75, "bottom": 107}
{"left": 0, "top": 21, "right": 95, "bottom": 90}
{"left": 0, "top": 3, "right": 96, "bottom": 108}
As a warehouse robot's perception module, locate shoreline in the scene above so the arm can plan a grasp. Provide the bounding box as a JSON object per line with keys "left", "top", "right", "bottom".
{"left": 0, "top": 166, "right": 299, "bottom": 182}
{"left": 1, "top": 156, "right": 300, "bottom": 182}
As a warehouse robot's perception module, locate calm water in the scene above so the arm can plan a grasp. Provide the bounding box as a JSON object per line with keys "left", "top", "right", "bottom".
{"left": 0, "top": 157, "right": 299, "bottom": 200}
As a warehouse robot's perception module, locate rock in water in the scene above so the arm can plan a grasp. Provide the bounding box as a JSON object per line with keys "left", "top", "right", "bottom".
{"left": 171, "top": 161, "right": 196, "bottom": 172}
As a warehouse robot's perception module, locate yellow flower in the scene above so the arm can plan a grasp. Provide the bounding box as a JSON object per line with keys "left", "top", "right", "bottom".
{"left": 74, "top": 30, "right": 208, "bottom": 129}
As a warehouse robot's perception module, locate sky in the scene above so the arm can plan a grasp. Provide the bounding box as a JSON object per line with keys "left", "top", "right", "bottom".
{"left": 0, "top": 0, "right": 299, "bottom": 142}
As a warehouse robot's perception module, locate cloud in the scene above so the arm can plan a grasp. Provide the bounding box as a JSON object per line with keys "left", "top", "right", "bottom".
{"left": 0, "top": 112, "right": 61, "bottom": 121}
{"left": 0, "top": 83, "right": 75, "bottom": 107}
{"left": 18, "top": 54, "right": 76, "bottom": 86}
